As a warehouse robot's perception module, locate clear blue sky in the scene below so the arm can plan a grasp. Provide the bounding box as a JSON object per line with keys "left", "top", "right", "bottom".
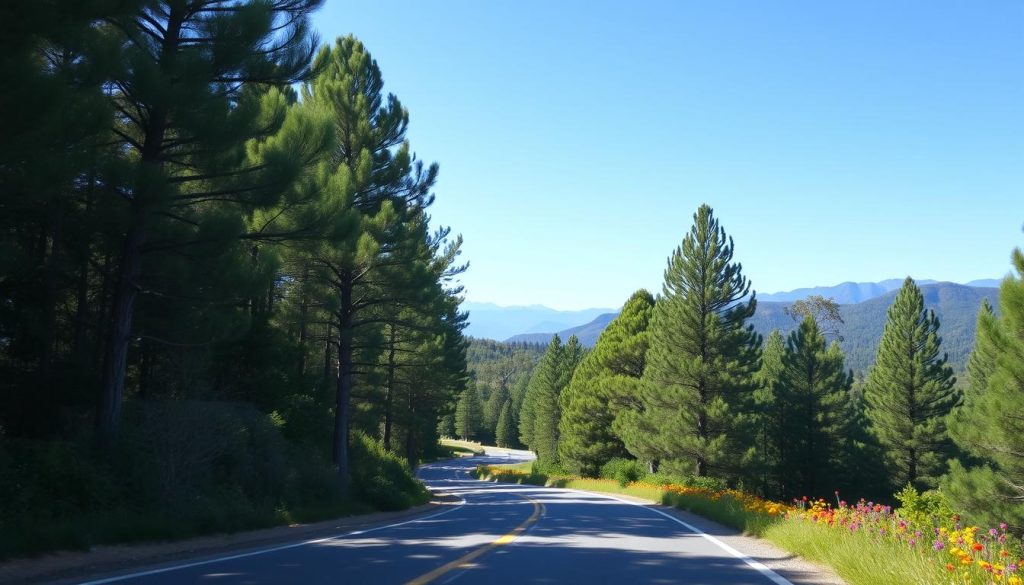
{"left": 312, "top": 1, "right": 1024, "bottom": 310}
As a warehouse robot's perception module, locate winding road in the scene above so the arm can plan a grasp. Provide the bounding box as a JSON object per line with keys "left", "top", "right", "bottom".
{"left": 77, "top": 449, "right": 804, "bottom": 585}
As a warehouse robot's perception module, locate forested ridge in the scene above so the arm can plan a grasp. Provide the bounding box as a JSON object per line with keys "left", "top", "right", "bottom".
{"left": 0, "top": 0, "right": 468, "bottom": 557}
{"left": 471, "top": 205, "right": 1024, "bottom": 539}
{"left": 508, "top": 283, "right": 996, "bottom": 375}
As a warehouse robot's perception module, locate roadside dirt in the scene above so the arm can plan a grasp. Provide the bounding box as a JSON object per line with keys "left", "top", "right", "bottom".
{"left": 0, "top": 493, "right": 460, "bottom": 585}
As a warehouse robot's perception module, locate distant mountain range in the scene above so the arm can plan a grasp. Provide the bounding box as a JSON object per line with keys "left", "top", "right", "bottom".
{"left": 498, "top": 279, "right": 1002, "bottom": 373}
{"left": 758, "top": 278, "right": 1001, "bottom": 304}
{"left": 462, "top": 302, "right": 615, "bottom": 341}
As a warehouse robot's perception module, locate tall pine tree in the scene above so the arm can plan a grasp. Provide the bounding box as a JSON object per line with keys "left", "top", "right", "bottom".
{"left": 774, "top": 315, "right": 852, "bottom": 498}
{"left": 864, "top": 277, "right": 959, "bottom": 490}
{"left": 455, "top": 386, "right": 483, "bottom": 441}
{"left": 944, "top": 250, "right": 1024, "bottom": 530}
{"left": 519, "top": 335, "right": 583, "bottom": 469}
{"left": 95, "top": 0, "right": 325, "bottom": 445}
{"left": 638, "top": 204, "right": 760, "bottom": 477}
{"left": 560, "top": 290, "right": 654, "bottom": 476}
{"left": 495, "top": 400, "right": 516, "bottom": 448}
{"left": 752, "top": 330, "right": 785, "bottom": 497}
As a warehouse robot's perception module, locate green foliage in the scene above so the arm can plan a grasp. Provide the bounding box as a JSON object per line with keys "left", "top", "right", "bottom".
{"left": 0, "top": 401, "right": 354, "bottom": 559}
{"left": 752, "top": 330, "right": 785, "bottom": 497}
{"left": 495, "top": 400, "right": 516, "bottom": 448}
{"left": 600, "top": 457, "right": 649, "bottom": 486}
{"left": 455, "top": 386, "right": 484, "bottom": 441}
{"left": 893, "top": 485, "right": 954, "bottom": 528}
{"left": 865, "top": 277, "right": 960, "bottom": 491}
{"left": 560, "top": 289, "right": 654, "bottom": 477}
{"left": 772, "top": 315, "right": 853, "bottom": 499}
{"left": 519, "top": 335, "right": 583, "bottom": 468}
{"left": 349, "top": 432, "right": 429, "bottom": 511}
{"left": 0, "top": 7, "right": 465, "bottom": 557}
{"left": 944, "top": 249, "right": 1024, "bottom": 531}
{"left": 636, "top": 204, "right": 760, "bottom": 478}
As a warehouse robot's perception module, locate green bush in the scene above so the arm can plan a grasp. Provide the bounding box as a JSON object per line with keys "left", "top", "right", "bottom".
{"left": 349, "top": 431, "right": 430, "bottom": 511}
{"left": 600, "top": 457, "right": 649, "bottom": 486}
{"left": 893, "top": 484, "right": 955, "bottom": 528}
{"left": 0, "top": 400, "right": 356, "bottom": 559}
{"left": 644, "top": 471, "right": 728, "bottom": 492}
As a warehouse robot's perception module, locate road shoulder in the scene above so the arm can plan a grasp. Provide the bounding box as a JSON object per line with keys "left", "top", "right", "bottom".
{"left": 0, "top": 495, "right": 459, "bottom": 585}
{"left": 565, "top": 489, "right": 846, "bottom": 585}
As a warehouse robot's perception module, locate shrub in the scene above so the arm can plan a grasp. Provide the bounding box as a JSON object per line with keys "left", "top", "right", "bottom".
{"left": 349, "top": 431, "right": 429, "bottom": 511}
{"left": 600, "top": 457, "right": 649, "bottom": 486}
{"left": 0, "top": 400, "right": 355, "bottom": 559}
{"left": 893, "top": 484, "right": 955, "bottom": 528}
{"left": 644, "top": 471, "right": 728, "bottom": 492}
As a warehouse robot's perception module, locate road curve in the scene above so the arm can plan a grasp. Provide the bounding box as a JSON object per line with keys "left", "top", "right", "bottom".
{"left": 77, "top": 449, "right": 794, "bottom": 585}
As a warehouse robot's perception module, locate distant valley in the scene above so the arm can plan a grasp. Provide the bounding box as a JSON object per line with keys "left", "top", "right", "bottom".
{"left": 480, "top": 279, "right": 1002, "bottom": 374}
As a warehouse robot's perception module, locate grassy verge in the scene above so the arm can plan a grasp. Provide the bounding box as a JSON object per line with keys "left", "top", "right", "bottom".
{"left": 438, "top": 438, "right": 486, "bottom": 456}
{"left": 760, "top": 520, "right": 945, "bottom": 585}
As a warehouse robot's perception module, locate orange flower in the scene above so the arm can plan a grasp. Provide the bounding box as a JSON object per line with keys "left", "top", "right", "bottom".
{"left": 972, "top": 543, "right": 985, "bottom": 552}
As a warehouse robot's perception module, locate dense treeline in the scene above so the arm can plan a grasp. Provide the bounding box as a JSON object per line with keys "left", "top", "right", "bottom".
{"left": 514, "top": 204, "right": 1023, "bottom": 532}
{"left": 449, "top": 338, "right": 545, "bottom": 446}
{"left": 0, "top": 1, "right": 468, "bottom": 556}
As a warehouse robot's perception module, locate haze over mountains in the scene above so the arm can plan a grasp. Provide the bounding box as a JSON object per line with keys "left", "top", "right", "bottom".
{"left": 461, "top": 302, "right": 616, "bottom": 341}
{"left": 471, "top": 279, "right": 1002, "bottom": 374}
{"left": 757, "top": 278, "right": 1001, "bottom": 304}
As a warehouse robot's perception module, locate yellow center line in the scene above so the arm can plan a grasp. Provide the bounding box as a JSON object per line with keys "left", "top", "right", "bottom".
{"left": 404, "top": 495, "right": 543, "bottom": 585}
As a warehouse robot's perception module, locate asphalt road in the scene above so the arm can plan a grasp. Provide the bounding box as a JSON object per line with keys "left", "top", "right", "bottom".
{"left": 79, "top": 449, "right": 793, "bottom": 585}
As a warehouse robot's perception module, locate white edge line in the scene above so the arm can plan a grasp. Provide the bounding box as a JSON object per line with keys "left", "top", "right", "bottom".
{"left": 78, "top": 497, "right": 467, "bottom": 585}
{"left": 562, "top": 488, "right": 794, "bottom": 585}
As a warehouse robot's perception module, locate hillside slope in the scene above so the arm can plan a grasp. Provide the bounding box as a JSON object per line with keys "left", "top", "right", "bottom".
{"left": 506, "top": 283, "right": 998, "bottom": 373}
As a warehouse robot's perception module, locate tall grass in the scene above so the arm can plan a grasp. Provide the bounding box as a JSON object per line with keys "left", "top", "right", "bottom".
{"left": 762, "top": 520, "right": 945, "bottom": 585}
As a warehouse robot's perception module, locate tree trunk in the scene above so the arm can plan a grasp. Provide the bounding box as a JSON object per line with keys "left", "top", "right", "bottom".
{"left": 383, "top": 324, "right": 396, "bottom": 451}
{"left": 333, "top": 275, "right": 354, "bottom": 488}
{"left": 39, "top": 200, "right": 63, "bottom": 377}
{"left": 323, "top": 322, "right": 334, "bottom": 382}
{"left": 95, "top": 8, "right": 182, "bottom": 447}
{"left": 405, "top": 406, "right": 416, "bottom": 467}
{"left": 296, "top": 264, "right": 309, "bottom": 377}
{"left": 96, "top": 216, "right": 145, "bottom": 444}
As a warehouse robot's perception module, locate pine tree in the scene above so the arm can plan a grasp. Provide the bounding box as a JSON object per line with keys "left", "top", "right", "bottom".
{"left": 944, "top": 253, "right": 1024, "bottom": 530}
{"left": 865, "top": 277, "right": 959, "bottom": 490}
{"left": 638, "top": 204, "right": 760, "bottom": 477}
{"left": 560, "top": 290, "right": 654, "bottom": 476}
{"left": 483, "top": 383, "right": 510, "bottom": 444}
{"left": 752, "top": 330, "right": 785, "bottom": 497}
{"left": 94, "top": 0, "right": 325, "bottom": 445}
{"left": 775, "top": 315, "right": 852, "bottom": 498}
{"left": 519, "top": 334, "right": 583, "bottom": 468}
{"left": 965, "top": 299, "right": 997, "bottom": 396}
{"left": 297, "top": 36, "right": 440, "bottom": 484}
{"left": 455, "top": 386, "right": 483, "bottom": 441}
{"left": 519, "top": 335, "right": 563, "bottom": 451}
{"left": 496, "top": 400, "right": 516, "bottom": 448}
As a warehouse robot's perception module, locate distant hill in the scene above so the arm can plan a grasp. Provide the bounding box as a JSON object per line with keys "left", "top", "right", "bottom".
{"left": 462, "top": 302, "right": 615, "bottom": 341}
{"left": 505, "top": 283, "right": 999, "bottom": 374}
{"left": 758, "top": 279, "right": 937, "bottom": 304}
{"left": 750, "top": 283, "right": 997, "bottom": 373}
{"left": 506, "top": 312, "right": 618, "bottom": 346}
